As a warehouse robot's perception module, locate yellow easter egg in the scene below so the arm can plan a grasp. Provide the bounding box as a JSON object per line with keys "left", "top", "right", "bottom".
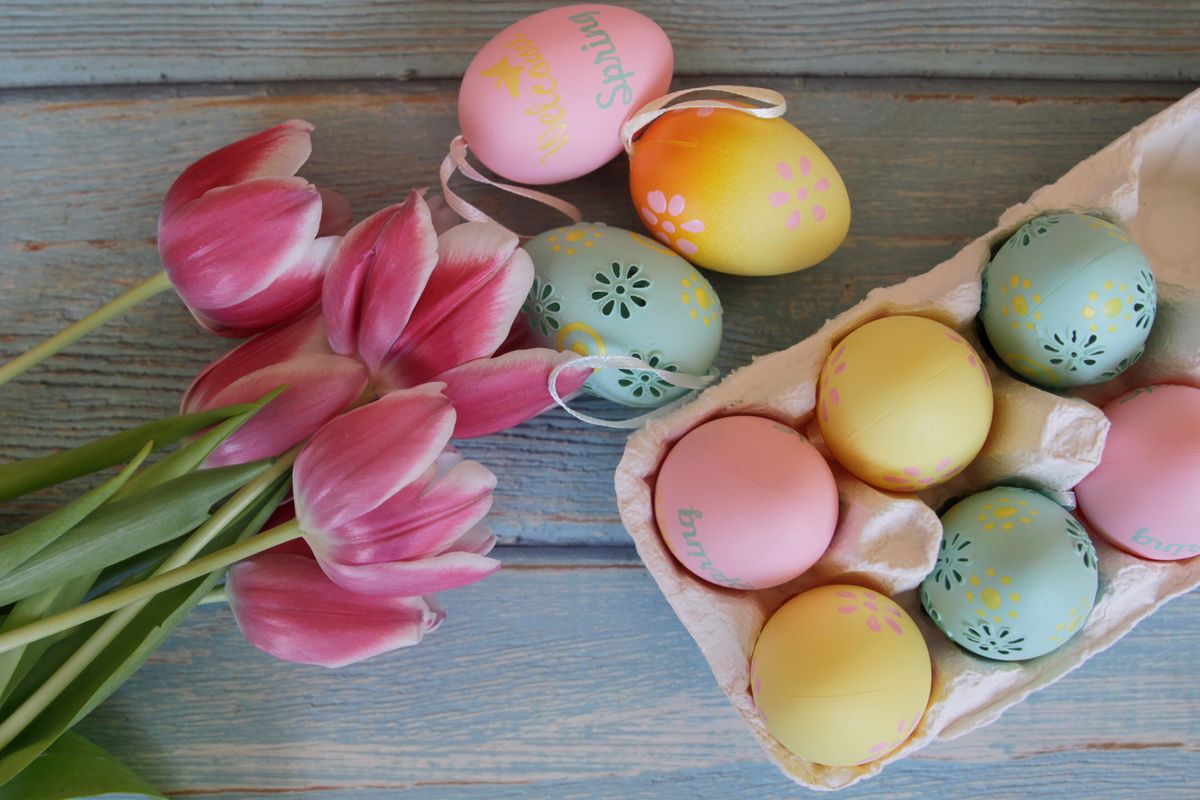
{"left": 628, "top": 106, "right": 850, "bottom": 276}
{"left": 816, "top": 316, "right": 994, "bottom": 491}
{"left": 750, "top": 584, "right": 932, "bottom": 766}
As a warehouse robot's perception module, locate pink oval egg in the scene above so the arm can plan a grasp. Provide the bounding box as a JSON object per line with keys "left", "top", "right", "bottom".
{"left": 458, "top": 4, "right": 673, "bottom": 184}
{"left": 653, "top": 416, "right": 839, "bottom": 589}
{"left": 1077, "top": 384, "right": 1200, "bottom": 560}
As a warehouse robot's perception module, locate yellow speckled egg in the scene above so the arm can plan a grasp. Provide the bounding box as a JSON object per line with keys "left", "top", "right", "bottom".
{"left": 628, "top": 106, "right": 850, "bottom": 276}
{"left": 816, "top": 316, "right": 994, "bottom": 491}
{"left": 751, "top": 584, "right": 932, "bottom": 766}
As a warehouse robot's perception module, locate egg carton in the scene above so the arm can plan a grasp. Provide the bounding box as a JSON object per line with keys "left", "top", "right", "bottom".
{"left": 613, "top": 87, "right": 1200, "bottom": 790}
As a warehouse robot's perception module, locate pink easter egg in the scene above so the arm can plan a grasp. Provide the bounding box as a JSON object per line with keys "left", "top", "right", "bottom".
{"left": 458, "top": 5, "right": 673, "bottom": 185}
{"left": 653, "top": 416, "right": 839, "bottom": 589}
{"left": 1077, "top": 384, "right": 1200, "bottom": 561}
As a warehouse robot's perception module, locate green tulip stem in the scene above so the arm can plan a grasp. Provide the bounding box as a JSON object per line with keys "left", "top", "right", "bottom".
{"left": 0, "top": 271, "right": 172, "bottom": 388}
{"left": 198, "top": 586, "right": 228, "bottom": 606}
{"left": 0, "top": 450, "right": 300, "bottom": 752}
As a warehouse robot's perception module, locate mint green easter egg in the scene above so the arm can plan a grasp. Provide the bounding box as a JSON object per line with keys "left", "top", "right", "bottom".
{"left": 980, "top": 213, "right": 1156, "bottom": 388}
{"left": 919, "top": 486, "right": 1099, "bottom": 661}
{"left": 521, "top": 222, "right": 723, "bottom": 407}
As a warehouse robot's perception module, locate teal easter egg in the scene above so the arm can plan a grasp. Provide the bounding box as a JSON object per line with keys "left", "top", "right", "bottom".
{"left": 919, "top": 486, "right": 1099, "bottom": 661}
{"left": 521, "top": 222, "right": 723, "bottom": 407}
{"left": 980, "top": 213, "right": 1156, "bottom": 388}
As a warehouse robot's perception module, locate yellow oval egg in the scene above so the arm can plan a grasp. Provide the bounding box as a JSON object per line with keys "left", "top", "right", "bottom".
{"left": 816, "top": 316, "right": 994, "bottom": 491}
{"left": 628, "top": 106, "right": 850, "bottom": 276}
{"left": 751, "top": 584, "right": 932, "bottom": 766}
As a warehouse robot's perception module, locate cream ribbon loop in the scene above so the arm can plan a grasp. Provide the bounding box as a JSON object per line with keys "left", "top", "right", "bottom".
{"left": 439, "top": 135, "right": 582, "bottom": 237}
{"left": 548, "top": 354, "right": 718, "bottom": 430}
{"left": 620, "top": 85, "right": 788, "bottom": 155}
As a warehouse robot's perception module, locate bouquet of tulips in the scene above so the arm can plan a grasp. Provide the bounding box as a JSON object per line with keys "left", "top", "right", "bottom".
{"left": 0, "top": 121, "right": 590, "bottom": 794}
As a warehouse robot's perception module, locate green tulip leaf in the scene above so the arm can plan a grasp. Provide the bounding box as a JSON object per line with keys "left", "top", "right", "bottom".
{"left": 0, "top": 574, "right": 99, "bottom": 708}
{"left": 0, "top": 401, "right": 262, "bottom": 503}
{"left": 0, "top": 476, "right": 289, "bottom": 786}
{"left": 0, "top": 729, "right": 164, "bottom": 799}
{"left": 0, "top": 461, "right": 270, "bottom": 607}
{"left": 0, "top": 443, "right": 152, "bottom": 582}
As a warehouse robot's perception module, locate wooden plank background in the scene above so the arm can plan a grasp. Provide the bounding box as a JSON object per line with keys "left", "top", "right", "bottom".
{"left": 1, "top": 1, "right": 1198, "bottom": 796}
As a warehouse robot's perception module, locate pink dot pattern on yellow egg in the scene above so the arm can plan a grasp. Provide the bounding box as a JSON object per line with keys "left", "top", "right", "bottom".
{"left": 835, "top": 589, "right": 904, "bottom": 635}
{"left": 819, "top": 344, "right": 848, "bottom": 423}
{"left": 639, "top": 190, "right": 704, "bottom": 255}
{"left": 947, "top": 329, "right": 993, "bottom": 389}
{"left": 859, "top": 713, "right": 922, "bottom": 763}
{"left": 880, "top": 458, "right": 966, "bottom": 491}
{"left": 770, "top": 157, "right": 831, "bottom": 229}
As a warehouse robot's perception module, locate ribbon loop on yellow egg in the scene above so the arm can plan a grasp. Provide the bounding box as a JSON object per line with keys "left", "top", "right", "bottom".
{"left": 438, "top": 135, "right": 583, "bottom": 238}
{"left": 619, "top": 84, "right": 788, "bottom": 155}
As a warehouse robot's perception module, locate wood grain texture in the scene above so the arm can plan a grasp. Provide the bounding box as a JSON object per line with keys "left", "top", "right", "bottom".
{"left": 2, "top": 1, "right": 1200, "bottom": 87}
{"left": 71, "top": 561, "right": 1200, "bottom": 798}
{"left": 0, "top": 77, "right": 1188, "bottom": 544}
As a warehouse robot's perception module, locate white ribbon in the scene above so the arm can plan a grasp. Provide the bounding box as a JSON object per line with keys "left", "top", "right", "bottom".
{"left": 619, "top": 84, "right": 788, "bottom": 155}
{"left": 438, "top": 135, "right": 583, "bottom": 238}
{"left": 548, "top": 354, "right": 718, "bottom": 430}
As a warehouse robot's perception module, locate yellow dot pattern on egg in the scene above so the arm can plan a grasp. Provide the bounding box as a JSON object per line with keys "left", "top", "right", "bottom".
{"left": 548, "top": 235, "right": 559, "bottom": 243}
{"left": 1002, "top": 306, "right": 1009, "bottom": 316}
{"left": 690, "top": 309, "right": 698, "bottom": 320}
{"left": 1010, "top": 275, "right": 1019, "bottom": 288}
{"left": 984, "top": 523, "right": 995, "bottom": 531}
{"left": 1104, "top": 298, "right": 1122, "bottom": 317}
{"left": 1011, "top": 322, "right": 1020, "bottom": 330}
{"left": 681, "top": 292, "right": 691, "bottom": 304}
{"left": 977, "top": 514, "right": 987, "bottom": 522}
{"left": 566, "top": 231, "right": 585, "bottom": 242}
{"left": 1000, "top": 576, "right": 1012, "bottom": 586}
{"left": 1033, "top": 311, "right": 1042, "bottom": 320}
{"left": 1029, "top": 509, "right": 1038, "bottom": 516}
{"left": 986, "top": 568, "right": 996, "bottom": 577}
{"left": 566, "top": 248, "right": 576, "bottom": 255}
{"left": 552, "top": 244, "right": 562, "bottom": 253}
{"left": 1002, "top": 522, "right": 1014, "bottom": 530}
{"left": 995, "top": 507, "right": 1016, "bottom": 518}
{"left": 1082, "top": 306, "right": 1095, "bottom": 319}
{"left": 982, "top": 588, "right": 1002, "bottom": 610}
{"left": 1010, "top": 593, "right": 1020, "bottom": 602}
{"left": 1108, "top": 324, "right": 1117, "bottom": 333}
{"left": 585, "top": 240, "right": 594, "bottom": 248}
{"left": 1013, "top": 297, "right": 1029, "bottom": 315}
{"left": 970, "top": 575, "right": 980, "bottom": 587}
{"left": 965, "top": 591, "right": 975, "bottom": 602}
{"left": 1105, "top": 280, "right": 1113, "bottom": 290}
{"left": 695, "top": 287, "right": 712, "bottom": 310}
{"left": 1088, "top": 291, "right": 1099, "bottom": 303}
{"left": 1009, "top": 611, "right": 1018, "bottom": 619}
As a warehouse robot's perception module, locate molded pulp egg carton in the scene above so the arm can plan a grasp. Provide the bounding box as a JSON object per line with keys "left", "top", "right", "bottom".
{"left": 613, "top": 87, "right": 1200, "bottom": 790}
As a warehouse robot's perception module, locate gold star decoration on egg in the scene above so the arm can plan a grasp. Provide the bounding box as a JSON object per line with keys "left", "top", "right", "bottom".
{"left": 481, "top": 57, "right": 523, "bottom": 99}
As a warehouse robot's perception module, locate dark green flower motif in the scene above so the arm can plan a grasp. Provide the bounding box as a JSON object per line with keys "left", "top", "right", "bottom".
{"left": 1065, "top": 516, "right": 1098, "bottom": 571}
{"left": 932, "top": 530, "right": 972, "bottom": 591}
{"left": 963, "top": 621, "right": 1025, "bottom": 656}
{"left": 1099, "top": 346, "right": 1144, "bottom": 381}
{"left": 1041, "top": 328, "right": 1105, "bottom": 372}
{"left": 616, "top": 351, "right": 677, "bottom": 401}
{"left": 1006, "top": 215, "right": 1063, "bottom": 250}
{"left": 522, "top": 277, "right": 562, "bottom": 337}
{"left": 591, "top": 261, "right": 651, "bottom": 319}
{"left": 1132, "top": 268, "right": 1156, "bottom": 331}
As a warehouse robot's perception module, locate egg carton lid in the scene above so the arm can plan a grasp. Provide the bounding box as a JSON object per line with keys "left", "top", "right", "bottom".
{"left": 613, "top": 86, "right": 1200, "bottom": 790}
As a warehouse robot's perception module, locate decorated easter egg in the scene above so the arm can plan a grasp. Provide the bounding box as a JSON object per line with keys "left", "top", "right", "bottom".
{"left": 1077, "top": 384, "right": 1200, "bottom": 560}
{"left": 522, "top": 222, "right": 722, "bottom": 407}
{"left": 980, "top": 213, "right": 1157, "bottom": 388}
{"left": 653, "top": 416, "right": 837, "bottom": 589}
{"left": 628, "top": 106, "right": 850, "bottom": 276}
{"left": 751, "top": 584, "right": 931, "bottom": 766}
{"left": 458, "top": 5, "right": 673, "bottom": 184}
{"left": 816, "top": 316, "right": 994, "bottom": 491}
{"left": 920, "top": 487, "right": 1099, "bottom": 661}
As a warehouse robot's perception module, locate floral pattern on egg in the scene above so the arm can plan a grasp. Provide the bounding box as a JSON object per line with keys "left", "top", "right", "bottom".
{"left": 639, "top": 190, "right": 703, "bottom": 255}
{"left": 769, "top": 157, "right": 832, "bottom": 229}
{"left": 590, "top": 261, "right": 651, "bottom": 319}
{"left": 834, "top": 588, "right": 905, "bottom": 635}
{"left": 616, "top": 351, "right": 678, "bottom": 402}
{"left": 522, "top": 277, "right": 562, "bottom": 337}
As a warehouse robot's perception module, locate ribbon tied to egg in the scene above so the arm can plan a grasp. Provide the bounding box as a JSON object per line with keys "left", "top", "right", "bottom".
{"left": 619, "top": 84, "right": 788, "bottom": 155}
{"left": 548, "top": 354, "right": 718, "bottom": 429}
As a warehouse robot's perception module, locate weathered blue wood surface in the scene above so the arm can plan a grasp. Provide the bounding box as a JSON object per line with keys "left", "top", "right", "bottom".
{"left": 1, "top": 1, "right": 1198, "bottom": 797}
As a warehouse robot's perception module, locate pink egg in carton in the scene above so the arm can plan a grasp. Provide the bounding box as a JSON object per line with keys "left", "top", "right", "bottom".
{"left": 614, "top": 87, "right": 1200, "bottom": 790}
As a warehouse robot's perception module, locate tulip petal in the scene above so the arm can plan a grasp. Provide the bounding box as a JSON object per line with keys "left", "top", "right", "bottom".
{"left": 160, "top": 119, "right": 314, "bottom": 226}
{"left": 324, "top": 456, "right": 496, "bottom": 564}
{"left": 356, "top": 193, "right": 439, "bottom": 371}
{"left": 384, "top": 224, "right": 534, "bottom": 387}
{"left": 317, "top": 188, "right": 353, "bottom": 237}
{"left": 294, "top": 384, "right": 455, "bottom": 533}
{"left": 317, "top": 549, "right": 501, "bottom": 596}
{"left": 190, "top": 235, "right": 339, "bottom": 337}
{"left": 321, "top": 203, "right": 405, "bottom": 356}
{"left": 423, "top": 191, "right": 463, "bottom": 235}
{"left": 445, "top": 522, "right": 498, "bottom": 556}
{"left": 182, "top": 310, "right": 330, "bottom": 414}
{"left": 227, "top": 553, "right": 442, "bottom": 668}
{"left": 437, "top": 348, "right": 591, "bottom": 438}
{"left": 160, "top": 176, "right": 323, "bottom": 309}
{"left": 200, "top": 353, "right": 369, "bottom": 468}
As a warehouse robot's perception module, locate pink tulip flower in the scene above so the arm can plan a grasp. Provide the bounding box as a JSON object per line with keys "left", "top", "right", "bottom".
{"left": 158, "top": 119, "right": 351, "bottom": 337}
{"left": 293, "top": 384, "right": 501, "bottom": 596}
{"left": 227, "top": 548, "right": 445, "bottom": 668}
{"left": 322, "top": 192, "right": 590, "bottom": 437}
{"left": 182, "top": 311, "right": 369, "bottom": 467}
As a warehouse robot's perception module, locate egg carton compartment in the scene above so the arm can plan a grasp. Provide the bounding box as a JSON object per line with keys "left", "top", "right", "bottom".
{"left": 613, "top": 87, "right": 1200, "bottom": 790}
